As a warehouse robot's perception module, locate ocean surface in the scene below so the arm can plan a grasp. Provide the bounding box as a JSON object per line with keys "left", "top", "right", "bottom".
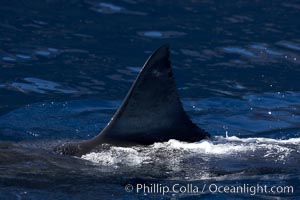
{"left": 0, "top": 0, "right": 300, "bottom": 199}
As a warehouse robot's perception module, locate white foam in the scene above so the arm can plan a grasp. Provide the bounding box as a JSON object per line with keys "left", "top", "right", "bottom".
{"left": 216, "top": 135, "right": 300, "bottom": 144}
{"left": 152, "top": 139, "right": 249, "bottom": 154}
{"left": 81, "top": 146, "right": 151, "bottom": 167}
{"left": 81, "top": 136, "right": 300, "bottom": 165}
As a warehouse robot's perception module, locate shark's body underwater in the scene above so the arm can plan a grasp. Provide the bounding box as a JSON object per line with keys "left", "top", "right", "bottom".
{"left": 56, "top": 45, "right": 210, "bottom": 156}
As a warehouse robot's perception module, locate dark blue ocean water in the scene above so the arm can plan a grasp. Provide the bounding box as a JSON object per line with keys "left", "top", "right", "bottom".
{"left": 0, "top": 0, "right": 300, "bottom": 199}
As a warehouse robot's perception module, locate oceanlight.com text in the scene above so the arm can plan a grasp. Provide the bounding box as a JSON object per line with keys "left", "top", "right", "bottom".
{"left": 124, "top": 183, "right": 294, "bottom": 196}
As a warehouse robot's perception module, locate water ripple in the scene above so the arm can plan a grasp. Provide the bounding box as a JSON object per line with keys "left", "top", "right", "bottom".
{"left": 88, "top": 1, "right": 147, "bottom": 15}
{"left": 138, "top": 31, "right": 186, "bottom": 38}
{"left": 1, "top": 77, "right": 77, "bottom": 94}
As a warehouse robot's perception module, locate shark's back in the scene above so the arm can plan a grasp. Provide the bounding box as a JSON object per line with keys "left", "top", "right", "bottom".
{"left": 56, "top": 45, "right": 209, "bottom": 156}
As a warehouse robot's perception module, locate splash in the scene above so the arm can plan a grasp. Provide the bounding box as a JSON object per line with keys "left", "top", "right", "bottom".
{"left": 81, "top": 136, "right": 300, "bottom": 166}
{"left": 82, "top": 146, "right": 151, "bottom": 167}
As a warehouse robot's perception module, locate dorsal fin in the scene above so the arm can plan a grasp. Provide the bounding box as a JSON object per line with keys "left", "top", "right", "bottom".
{"left": 93, "top": 44, "right": 209, "bottom": 144}
{"left": 56, "top": 44, "right": 209, "bottom": 156}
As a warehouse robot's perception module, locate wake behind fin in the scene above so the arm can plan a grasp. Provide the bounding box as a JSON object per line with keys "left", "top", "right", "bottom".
{"left": 56, "top": 44, "right": 210, "bottom": 156}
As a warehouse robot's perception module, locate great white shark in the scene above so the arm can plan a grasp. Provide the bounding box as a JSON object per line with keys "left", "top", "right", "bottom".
{"left": 55, "top": 44, "right": 210, "bottom": 156}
